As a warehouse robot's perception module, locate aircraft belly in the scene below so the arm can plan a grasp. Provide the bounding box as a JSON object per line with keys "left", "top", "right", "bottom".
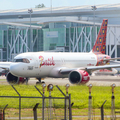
{"left": 48, "top": 66, "right": 68, "bottom": 78}
{"left": 34, "top": 66, "right": 53, "bottom": 78}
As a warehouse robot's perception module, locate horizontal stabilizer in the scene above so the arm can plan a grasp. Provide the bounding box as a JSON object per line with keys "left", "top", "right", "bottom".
{"left": 103, "top": 57, "right": 120, "bottom": 61}
{"left": 86, "top": 64, "right": 120, "bottom": 72}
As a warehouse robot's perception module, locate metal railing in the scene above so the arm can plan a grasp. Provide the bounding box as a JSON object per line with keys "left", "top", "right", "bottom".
{"left": 0, "top": 84, "right": 72, "bottom": 120}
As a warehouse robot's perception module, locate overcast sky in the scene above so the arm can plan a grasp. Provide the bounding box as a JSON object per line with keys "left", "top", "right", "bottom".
{"left": 0, "top": 0, "right": 120, "bottom": 10}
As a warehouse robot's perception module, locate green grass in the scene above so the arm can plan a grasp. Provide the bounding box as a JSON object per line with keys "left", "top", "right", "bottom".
{"left": 0, "top": 84, "right": 120, "bottom": 110}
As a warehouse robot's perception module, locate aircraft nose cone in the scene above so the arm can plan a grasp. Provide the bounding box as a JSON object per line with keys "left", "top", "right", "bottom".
{"left": 10, "top": 63, "right": 19, "bottom": 76}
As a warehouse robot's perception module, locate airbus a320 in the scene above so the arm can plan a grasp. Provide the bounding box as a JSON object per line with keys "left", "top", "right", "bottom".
{"left": 1, "top": 19, "right": 120, "bottom": 85}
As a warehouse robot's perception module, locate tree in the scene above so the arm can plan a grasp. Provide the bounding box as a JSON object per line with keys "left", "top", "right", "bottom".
{"left": 35, "top": 4, "right": 45, "bottom": 8}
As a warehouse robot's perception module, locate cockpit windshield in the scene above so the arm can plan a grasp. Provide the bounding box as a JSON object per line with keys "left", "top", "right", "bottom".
{"left": 14, "top": 58, "right": 30, "bottom": 63}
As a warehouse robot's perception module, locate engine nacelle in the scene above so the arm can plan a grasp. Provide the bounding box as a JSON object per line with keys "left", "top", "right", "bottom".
{"left": 68, "top": 70, "right": 90, "bottom": 84}
{"left": 6, "top": 72, "right": 25, "bottom": 84}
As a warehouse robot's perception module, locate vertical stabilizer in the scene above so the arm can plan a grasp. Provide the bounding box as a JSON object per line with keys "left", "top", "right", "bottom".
{"left": 92, "top": 19, "right": 108, "bottom": 54}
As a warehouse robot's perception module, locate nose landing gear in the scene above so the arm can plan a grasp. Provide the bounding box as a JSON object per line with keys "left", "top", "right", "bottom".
{"left": 36, "top": 78, "right": 45, "bottom": 85}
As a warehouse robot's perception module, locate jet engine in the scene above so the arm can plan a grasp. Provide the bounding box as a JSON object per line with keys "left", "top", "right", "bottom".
{"left": 6, "top": 72, "right": 25, "bottom": 84}
{"left": 68, "top": 70, "right": 90, "bottom": 84}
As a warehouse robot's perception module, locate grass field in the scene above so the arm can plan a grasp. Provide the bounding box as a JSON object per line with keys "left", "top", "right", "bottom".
{"left": 0, "top": 84, "right": 120, "bottom": 109}
{"left": 0, "top": 84, "right": 120, "bottom": 119}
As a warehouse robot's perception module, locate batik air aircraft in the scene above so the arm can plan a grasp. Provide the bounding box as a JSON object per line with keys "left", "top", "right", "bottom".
{"left": 1, "top": 19, "right": 120, "bottom": 85}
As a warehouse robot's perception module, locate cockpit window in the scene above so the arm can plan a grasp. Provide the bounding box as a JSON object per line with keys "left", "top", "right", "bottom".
{"left": 14, "top": 58, "right": 30, "bottom": 63}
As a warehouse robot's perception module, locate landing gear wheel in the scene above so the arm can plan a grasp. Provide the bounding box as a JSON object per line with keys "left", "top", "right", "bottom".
{"left": 36, "top": 81, "right": 45, "bottom": 85}
{"left": 25, "top": 78, "right": 29, "bottom": 85}
{"left": 36, "top": 78, "right": 45, "bottom": 85}
{"left": 36, "top": 82, "right": 41, "bottom": 85}
{"left": 42, "top": 81, "right": 45, "bottom": 83}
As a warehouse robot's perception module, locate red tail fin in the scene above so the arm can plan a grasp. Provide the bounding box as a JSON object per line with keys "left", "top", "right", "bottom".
{"left": 92, "top": 19, "right": 108, "bottom": 54}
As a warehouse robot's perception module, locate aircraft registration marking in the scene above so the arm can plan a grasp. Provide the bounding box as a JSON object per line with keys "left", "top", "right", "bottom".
{"left": 28, "top": 66, "right": 33, "bottom": 70}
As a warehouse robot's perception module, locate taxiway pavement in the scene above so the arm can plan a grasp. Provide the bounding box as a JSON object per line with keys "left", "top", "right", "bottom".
{"left": 0, "top": 75, "right": 120, "bottom": 86}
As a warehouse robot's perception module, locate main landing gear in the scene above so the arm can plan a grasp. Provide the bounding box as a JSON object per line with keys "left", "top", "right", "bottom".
{"left": 36, "top": 78, "right": 45, "bottom": 85}
{"left": 25, "top": 78, "right": 29, "bottom": 85}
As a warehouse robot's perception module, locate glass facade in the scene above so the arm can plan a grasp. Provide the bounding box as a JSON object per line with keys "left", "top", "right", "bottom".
{"left": 0, "top": 22, "right": 101, "bottom": 61}
{"left": 0, "top": 30, "right": 3, "bottom": 48}
{"left": 43, "top": 28, "right": 66, "bottom": 51}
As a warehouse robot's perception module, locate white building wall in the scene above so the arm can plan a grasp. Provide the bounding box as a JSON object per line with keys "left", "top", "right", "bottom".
{"left": 106, "top": 26, "right": 120, "bottom": 58}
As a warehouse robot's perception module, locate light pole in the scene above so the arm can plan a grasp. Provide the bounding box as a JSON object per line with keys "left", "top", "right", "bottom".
{"left": 51, "top": 0, "right": 52, "bottom": 13}
{"left": 28, "top": 9, "right": 33, "bottom": 52}
{"left": 88, "top": 84, "right": 93, "bottom": 120}
{"left": 111, "top": 83, "right": 116, "bottom": 120}
{"left": 91, "top": 6, "right": 97, "bottom": 45}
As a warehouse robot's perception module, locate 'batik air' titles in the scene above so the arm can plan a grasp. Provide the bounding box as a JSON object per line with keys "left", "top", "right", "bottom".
{"left": 39, "top": 56, "right": 55, "bottom": 67}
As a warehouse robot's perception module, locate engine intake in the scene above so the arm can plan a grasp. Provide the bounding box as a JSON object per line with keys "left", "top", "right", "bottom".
{"left": 7, "top": 72, "right": 25, "bottom": 84}
{"left": 69, "top": 70, "right": 90, "bottom": 84}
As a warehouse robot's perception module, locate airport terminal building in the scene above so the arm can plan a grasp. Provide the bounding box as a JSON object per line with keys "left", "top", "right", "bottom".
{"left": 0, "top": 4, "right": 120, "bottom": 61}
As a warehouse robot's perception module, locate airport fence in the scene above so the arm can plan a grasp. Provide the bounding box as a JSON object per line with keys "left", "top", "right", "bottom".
{"left": 0, "top": 83, "right": 120, "bottom": 120}
{"left": 0, "top": 84, "right": 72, "bottom": 120}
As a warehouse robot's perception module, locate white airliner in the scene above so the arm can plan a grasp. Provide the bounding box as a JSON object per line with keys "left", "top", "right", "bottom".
{"left": 1, "top": 19, "right": 120, "bottom": 85}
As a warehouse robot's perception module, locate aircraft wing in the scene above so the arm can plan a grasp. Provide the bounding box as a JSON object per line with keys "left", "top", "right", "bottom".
{"left": 60, "top": 64, "right": 120, "bottom": 75}
{"left": 0, "top": 62, "right": 12, "bottom": 70}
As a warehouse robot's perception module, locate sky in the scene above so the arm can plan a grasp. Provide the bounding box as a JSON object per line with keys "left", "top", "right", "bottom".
{"left": 0, "top": 0, "right": 120, "bottom": 10}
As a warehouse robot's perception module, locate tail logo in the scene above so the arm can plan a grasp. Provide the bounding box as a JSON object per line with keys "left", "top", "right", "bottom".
{"left": 99, "top": 38, "right": 102, "bottom": 43}
{"left": 105, "top": 21, "right": 107, "bottom": 25}
{"left": 92, "top": 19, "right": 108, "bottom": 54}
{"left": 102, "top": 29, "right": 105, "bottom": 34}
{"left": 96, "top": 46, "right": 99, "bottom": 52}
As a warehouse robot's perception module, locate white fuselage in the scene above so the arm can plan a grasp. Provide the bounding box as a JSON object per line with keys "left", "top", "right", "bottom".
{"left": 9, "top": 52, "right": 98, "bottom": 78}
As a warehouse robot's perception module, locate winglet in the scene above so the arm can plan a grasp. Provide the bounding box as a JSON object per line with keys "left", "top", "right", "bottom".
{"left": 92, "top": 19, "right": 108, "bottom": 54}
